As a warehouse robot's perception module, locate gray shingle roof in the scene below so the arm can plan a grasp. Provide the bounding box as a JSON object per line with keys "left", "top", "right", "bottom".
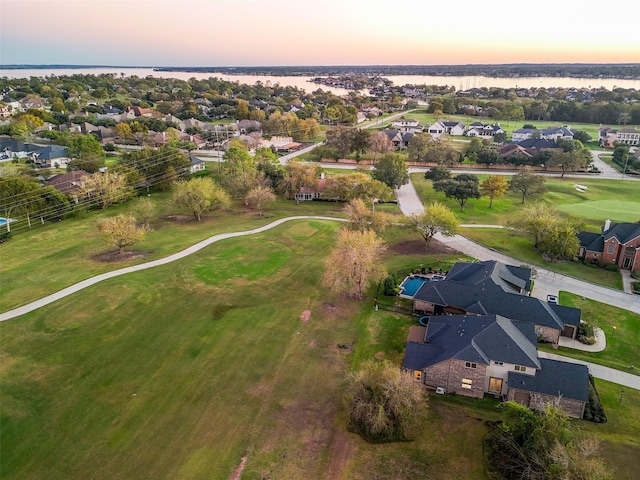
{"left": 603, "top": 222, "right": 640, "bottom": 244}
{"left": 508, "top": 358, "right": 589, "bottom": 402}
{"left": 402, "top": 314, "right": 540, "bottom": 371}
{"left": 414, "top": 261, "right": 580, "bottom": 329}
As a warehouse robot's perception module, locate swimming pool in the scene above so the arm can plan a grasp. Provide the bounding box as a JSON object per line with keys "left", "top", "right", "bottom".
{"left": 399, "top": 276, "right": 429, "bottom": 298}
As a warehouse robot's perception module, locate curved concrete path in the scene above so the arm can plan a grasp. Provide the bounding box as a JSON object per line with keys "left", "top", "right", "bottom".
{"left": 0, "top": 216, "right": 346, "bottom": 322}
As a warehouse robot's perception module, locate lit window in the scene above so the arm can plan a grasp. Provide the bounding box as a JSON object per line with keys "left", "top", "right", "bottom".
{"left": 515, "top": 365, "right": 527, "bottom": 372}
{"left": 462, "top": 378, "right": 473, "bottom": 384}
{"left": 414, "top": 370, "right": 422, "bottom": 382}
{"left": 465, "top": 362, "right": 477, "bottom": 369}
{"left": 461, "top": 384, "right": 472, "bottom": 389}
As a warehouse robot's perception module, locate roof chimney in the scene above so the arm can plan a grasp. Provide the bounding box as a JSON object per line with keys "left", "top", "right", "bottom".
{"left": 604, "top": 219, "right": 611, "bottom": 232}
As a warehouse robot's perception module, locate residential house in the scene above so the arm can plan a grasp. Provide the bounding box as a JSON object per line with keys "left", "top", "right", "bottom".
{"left": 465, "top": 122, "right": 504, "bottom": 139}
{"left": 598, "top": 126, "right": 640, "bottom": 147}
{"left": 577, "top": 220, "right": 640, "bottom": 272}
{"left": 1, "top": 95, "right": 21, "bottom": 113}
{"left": 34, "top": 145, "right": 70, "bottom": 168}
{"left": 402, "top": 314, "right": 589, "bottom": 418}
{"left": 188, "top": 155, "right": 206, "bottom": 174}
{"left": 390, "top": 118, "right": 425, "bottom": 134}
{"left": 412, "top": 260, "right": 581, "bottom": 343}
{"left": 0, "top": 138, "right": 41, "bottom": 162}
{"left": 428, "top": 121, "right": 465, "bottom": 138}
{"left": 237, "top": 119, "right": 262, "bottom": 134}
{"left": 512, "top": 138, "right": 561, "bottom": 151}
{"left": 539, "top": 126, "right": 574, "bottom": 142}
{"left": 46, "top": 170, "right": 90, "bottom": 202}
{"left": 496, "top": 143, "right": 533, "bottom": 160}
{"left": 124, "top": 106, "right": 154, "bottom": 117}
{"left": 295, "top": 173, "right": 326, "bottom": 202}
{"left": 511, "top": 128, "right": 538, "bottom": 142}
{"left": 19, "top": 96, "right": 46, "bottom": 110}
{"left": 383, "top": 129, "right": 414, "bottom": 149}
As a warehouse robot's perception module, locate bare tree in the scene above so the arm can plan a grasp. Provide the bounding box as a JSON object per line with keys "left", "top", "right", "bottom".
{"left": 245, "top": 185, "right": 276, "bottom": 216}
{"left": 344, "top": 360, "right": 427, "bottom": 442}
{"left": 322, "top": 229, "right": 387, "bottom": 299}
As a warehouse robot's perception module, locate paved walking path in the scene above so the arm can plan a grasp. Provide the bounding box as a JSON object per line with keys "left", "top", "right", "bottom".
{"left": 538, "top": 351, "right": 640, "bottom": 390}
{"left": 0, "top": 216, "right": 346, "bottom": 322}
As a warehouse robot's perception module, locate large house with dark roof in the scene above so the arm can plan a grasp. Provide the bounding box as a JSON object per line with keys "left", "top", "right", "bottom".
{"left": 402, "top": 314, "right": 589, "bottom": 418}
{"left": 578, "top": 220, "right": 640, "bottom": 273}
{"left": 412, "top": 260, "right": 581, "bottom": 343}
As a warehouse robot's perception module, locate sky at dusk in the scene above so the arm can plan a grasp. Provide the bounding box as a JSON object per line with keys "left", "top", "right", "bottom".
{"left": 1, "top": 0, "right": 639, "bottom": 67}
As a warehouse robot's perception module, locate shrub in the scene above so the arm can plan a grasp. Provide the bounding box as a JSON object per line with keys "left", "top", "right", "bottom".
{"left": 382, "top": 273, "right": 398, "bottom": 296}
{"left": 604, "top": 263, "right": 619, "bottom": 272}
{"left": 633, "top": 281, "right": 640, "bottom": 293}
{"left": 583, "top": 375, "right": 607, "bottom": 423}
{"left": 577, "top": 321, "right": 596, "bottom": 345}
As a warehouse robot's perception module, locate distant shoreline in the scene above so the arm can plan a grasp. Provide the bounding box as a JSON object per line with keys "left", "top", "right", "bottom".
{"left": 2, "top": 63, "right": 639, "bottom": 80}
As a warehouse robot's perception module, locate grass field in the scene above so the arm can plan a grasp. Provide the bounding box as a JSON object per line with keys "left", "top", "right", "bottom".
{"left": 0, "top": 220, "right": 497, "bottom": 480}
{"left": 411, "top": 173, "right": 640, "bottom": 289}
{"left": 2, "top": 161, "right": 639, "bottom": 478}
{"left": 0, "top": 194, "right": 372, "bottom": 312}
{"left": 557, "top": 200, "right": 640, "bottom": 223}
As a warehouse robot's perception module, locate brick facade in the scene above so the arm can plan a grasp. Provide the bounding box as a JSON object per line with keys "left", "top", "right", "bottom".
{"left": 535, "top": 325, "right": 560, "bottom": 345}
{"left": 507, "top": 388, "right": 586, "bottom": 419}
{"left": 424, "top": 359, "right": 487, "bottom": 398}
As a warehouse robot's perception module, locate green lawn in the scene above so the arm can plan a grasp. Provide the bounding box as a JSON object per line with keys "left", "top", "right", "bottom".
{"left": 0, "top": 220, "right": 498, "bottom": 480}
{"left": 457, "top": 228, "right": 624, "bottom": 290}
{"left": 582, "top": 379, "right": 640, "bottom": 480}
{"left": 411, "top": 173, "right": 640, "bottom": 289}
{"left": 0, "top": 194, "right": 352, "bottom": 312}
{"left": 539, "top": 293, "right": 640, "bottom": 375}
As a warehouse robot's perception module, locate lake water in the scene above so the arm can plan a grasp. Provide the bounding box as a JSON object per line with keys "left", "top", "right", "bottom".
{"left": 1, "top": 67, "right": 639, "bottom": 94}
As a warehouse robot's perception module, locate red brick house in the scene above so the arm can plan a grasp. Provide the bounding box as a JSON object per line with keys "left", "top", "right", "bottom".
{"left": 578, "top": 220, "right": 640, "bottom": 273}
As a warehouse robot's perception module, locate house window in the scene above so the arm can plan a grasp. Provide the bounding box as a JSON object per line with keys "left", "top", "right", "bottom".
{"left": 488, "top": 377, "right": 503, "bottom": 394}
{"left": 607, "top": 241, "right": 615, "bottom": 254}
{"left": 493, "top": 361, "right": 503, "bottom": 366}
{"left": 465, "top": 362, "right": 477, "bottom": 369}
{"left": 413, "top": 370, "right": 422, "bottom": 382}
{"left": 461, "top": 378, "right": 472, "bottom": 389}
{"left": 514, "top": 365, "right": 527, "bottom": 372}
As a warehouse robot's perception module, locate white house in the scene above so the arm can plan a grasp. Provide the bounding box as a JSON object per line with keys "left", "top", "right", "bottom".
{"left": 390, "top": 118, "right": 425, "bottom": 134}
{"left": 598, "top": 126, "right": 640, "bottom": 147}
{"left": 465, "top": 122, "right": 504, "bottom": 139}
{"left": 428, "top": 121, "right": 465, "bottom": 138}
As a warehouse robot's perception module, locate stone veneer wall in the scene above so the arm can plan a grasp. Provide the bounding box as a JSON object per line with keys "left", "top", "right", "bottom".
{"left": 424, "top": 359, "right": 486, "bottom": 398}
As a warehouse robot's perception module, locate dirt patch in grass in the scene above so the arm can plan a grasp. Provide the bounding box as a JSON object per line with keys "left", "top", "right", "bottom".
{"left": 229, "top": 455, "right": 248, "bottom": 480}
{"left": 326, "top": 430, "right": 352, "bottom": 480}
{"left": 92, "top": 250, "right": 150, "bottom": 263}
{"left": 300, "top": 309, "right": 311, "bottom": 323}
{"left": 389, "top": 239, "right": 457, "bottom": 256}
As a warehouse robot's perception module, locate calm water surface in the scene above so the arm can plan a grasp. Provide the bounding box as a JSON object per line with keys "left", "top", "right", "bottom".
{"left": 1, "top": 67, "right": 638, "bottom": 94}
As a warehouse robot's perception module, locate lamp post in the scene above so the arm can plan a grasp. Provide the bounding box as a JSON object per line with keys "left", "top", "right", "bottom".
{"left": 622, "top": 154, "right": 630, "bottom": 179}
{"left": 613, "top": 326, "right": 617, "bottom": 337}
